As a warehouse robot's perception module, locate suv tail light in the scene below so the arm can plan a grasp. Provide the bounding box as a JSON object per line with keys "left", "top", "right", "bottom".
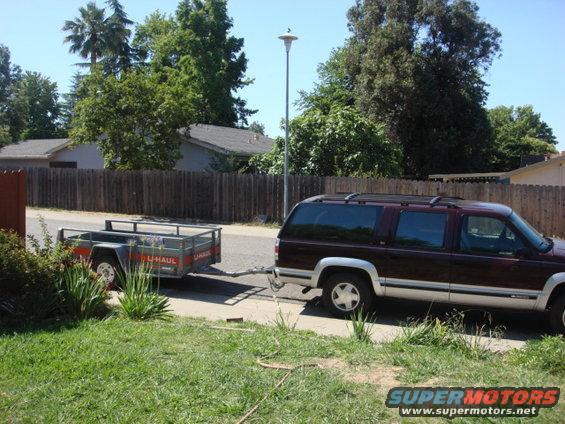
{"left": 275, "top": 238, "right": 280, "bottom": 260}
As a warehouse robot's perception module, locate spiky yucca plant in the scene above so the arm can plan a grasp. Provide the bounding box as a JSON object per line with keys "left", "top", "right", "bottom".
{"left": 118, "top": 264, "right": 171, "bottom": 320}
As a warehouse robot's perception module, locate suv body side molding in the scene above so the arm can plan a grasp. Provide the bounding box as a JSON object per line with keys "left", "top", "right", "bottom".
{"left": 275, "top": 258, "right": 385, "bottom": 296}
{"left": 535, "top": 272, "right": 565, "bottom": 311}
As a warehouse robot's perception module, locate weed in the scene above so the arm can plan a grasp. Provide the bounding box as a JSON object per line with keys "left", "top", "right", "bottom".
{"left": 507, "top": 335, "right": 565, "bottom": 377}
{"left": 392, "top": 311, "right": 497, "bottom": 359}
{"left": 271, "top": 296, "right": 297, "bottom": 332}
{"left": 349, "top": 309, "right": 374, "bottom": 343}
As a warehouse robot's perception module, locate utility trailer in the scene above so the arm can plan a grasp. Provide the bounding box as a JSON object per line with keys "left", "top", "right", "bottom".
{"left": 58, "top": 219, "right": 274, "bottom": 286}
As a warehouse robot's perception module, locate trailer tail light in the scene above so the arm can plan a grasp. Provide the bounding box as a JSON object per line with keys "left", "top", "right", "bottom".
{"left": 275, "top": 238, "right": 280, "bottom": 260}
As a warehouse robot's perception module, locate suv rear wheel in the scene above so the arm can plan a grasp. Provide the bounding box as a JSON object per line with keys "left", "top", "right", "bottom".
{"left": 322, "top": 272, "right": 374, "bottom": 318}
{"left": 549, "top": 294, "right": 565, "bottom": 335}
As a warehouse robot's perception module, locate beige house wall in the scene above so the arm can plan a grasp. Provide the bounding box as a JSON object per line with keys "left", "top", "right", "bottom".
{"left": 509, "top": 159, "right": 565, "bottom": 186}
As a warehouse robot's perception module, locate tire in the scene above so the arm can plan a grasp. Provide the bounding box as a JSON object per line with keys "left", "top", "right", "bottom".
{"left": 91, "top": 255, "right": 123, "bottom": 289}
{"left": 322, "top": 272, "right": 374, "bottom": 319}
{"left": 549, "top": 294, "right": 565, "bottom": 335}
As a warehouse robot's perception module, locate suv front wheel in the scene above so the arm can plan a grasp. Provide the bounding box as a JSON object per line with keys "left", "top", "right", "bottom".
{"left": 322, "top": 272, "right": 374, "bottom": 318}
{"left": 549, "top": 294, "right": 565, "bottom": 335}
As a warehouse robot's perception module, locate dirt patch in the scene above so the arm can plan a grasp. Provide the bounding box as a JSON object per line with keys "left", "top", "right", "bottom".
{"left": 343, "top": 366, "right": 403, "bottom": 388}
{"left": 314, "top": 358, "right": 403, "bottom": 389}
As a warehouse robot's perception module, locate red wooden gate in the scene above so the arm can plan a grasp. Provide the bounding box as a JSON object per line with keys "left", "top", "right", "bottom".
{"left": 0, "top": 170, "right": 26, "bottom": 239}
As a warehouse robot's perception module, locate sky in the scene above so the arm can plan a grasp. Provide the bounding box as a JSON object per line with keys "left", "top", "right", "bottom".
{"left": 1, "top": 0, "right": 564, "bottom": 150}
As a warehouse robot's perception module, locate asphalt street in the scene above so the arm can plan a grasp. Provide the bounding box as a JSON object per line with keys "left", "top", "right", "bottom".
{"left": 26, "top": 208, "right": 548, "bottom": 341}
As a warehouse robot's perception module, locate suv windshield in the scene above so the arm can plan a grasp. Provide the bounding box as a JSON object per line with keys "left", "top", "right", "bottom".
{"left": 509, "top": 212, "right": 552, "bottom": 252}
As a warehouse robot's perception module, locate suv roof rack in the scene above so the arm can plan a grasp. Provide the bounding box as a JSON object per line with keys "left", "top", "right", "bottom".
{"left": 315, "top": 193, "right": 464, "bottom": 208}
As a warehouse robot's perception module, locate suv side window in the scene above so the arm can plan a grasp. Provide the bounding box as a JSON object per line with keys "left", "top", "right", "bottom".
{"left": 282, "top": 203, "right": 383, "bottom": 243}
{"left": 460, "top": 215, "right": 525, "bottom": 256}
{"left": 394, "top": 211, "right": 448, "bottom": 249}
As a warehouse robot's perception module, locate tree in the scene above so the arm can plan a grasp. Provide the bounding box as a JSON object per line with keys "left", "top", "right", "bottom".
{"left": 10, "top": 72, "right": 62, "bottom": 140}
{"left": 346, "top": 0, "right": 501, "bottom": 177}
{"left": 103, "top": 0, "right": 134, "bottom": 74}
{"left": 70, "top": 67, "right": 197, "bottom": 170}
{"left": 248, "top": 121, "right": 265, "bottom": 135}
{"left": 60, "top": 72, "right": 86, "bottom": 131}
{"left": 251, "top": 107, "right": 401, "bottom": 177}
{"left": 488, "top": 105, "right": 557, "bottom": 171}
{"left": 62, "top": 2, "right": 109, "bottom": 68}
{"left": 298, "top": 48, "right": 355, "bottom": 114}
{"left": 0, "top": 44, "right": 23, "bottom": 142}
{"left": 133, "top": 0, "right": 256, "bottom": 127}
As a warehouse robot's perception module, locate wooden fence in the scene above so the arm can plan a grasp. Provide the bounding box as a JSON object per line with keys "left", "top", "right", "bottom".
{"left": 21, "top": 168, "right": 565, "bottom": 238}
{"left": 0, "top": 170, "right": 26, "bottom": 238}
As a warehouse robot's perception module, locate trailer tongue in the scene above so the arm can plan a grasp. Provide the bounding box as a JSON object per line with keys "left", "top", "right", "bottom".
{"left": 58, "top": 219, "right": 275, "bottom": 286}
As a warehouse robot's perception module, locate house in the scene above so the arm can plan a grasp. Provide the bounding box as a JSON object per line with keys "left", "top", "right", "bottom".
{"left": 429, "top": 152, "right": 565, "bottom": 186}
{"left": 0, "top": 124, "right": 274, "bottom": 171}
{"left": 499, "top": 153, "right": 565, "bottom": 186}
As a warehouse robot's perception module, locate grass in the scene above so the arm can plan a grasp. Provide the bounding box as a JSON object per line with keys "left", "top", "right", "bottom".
{"left": 0, "top": 317, "right": 563, "bottom": 423}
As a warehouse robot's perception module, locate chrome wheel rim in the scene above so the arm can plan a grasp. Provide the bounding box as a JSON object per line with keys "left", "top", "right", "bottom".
{"left": 331, "top": 282, "right": 360, "bottom": 312}
{"left": 96, "top": 262, "right": 115, "bottom": 284}
{"left": 562, "top": 310, "right": 565, "bottom": 327}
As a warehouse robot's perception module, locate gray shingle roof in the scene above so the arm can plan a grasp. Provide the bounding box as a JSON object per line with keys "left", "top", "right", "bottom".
{"left": 0, "top": 125, "right": 275, "bottom": 159}
{"left": 0, "top": 138, "right": 70, "bottom": 159}
{"left": 182, "top": 124, "right": 274, "bottom": 155}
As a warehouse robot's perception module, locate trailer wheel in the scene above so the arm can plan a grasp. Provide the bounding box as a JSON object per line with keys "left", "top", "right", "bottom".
{"left": 92, "top": 255, "right": 123, "bottom": 289}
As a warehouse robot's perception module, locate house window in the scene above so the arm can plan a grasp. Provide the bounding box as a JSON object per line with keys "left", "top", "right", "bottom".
{"left": 49, "top": 161, "right": 77, "bottom": 169}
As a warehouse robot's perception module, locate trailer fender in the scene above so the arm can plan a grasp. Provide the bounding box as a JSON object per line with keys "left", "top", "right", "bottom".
{"left": 91, "top": 244, "right": 130, "bottom": 272}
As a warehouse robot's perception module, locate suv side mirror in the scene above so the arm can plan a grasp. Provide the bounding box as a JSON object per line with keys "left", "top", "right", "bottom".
{"left": 515, "top": 248, "right": 532, "bottom": 259}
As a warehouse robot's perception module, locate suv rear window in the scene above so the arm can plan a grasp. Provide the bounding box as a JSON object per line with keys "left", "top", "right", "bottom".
{"left": 282, "top": 203, "right": 383, "bottom": 243}
{"left": 394, "top": 211, "right": 448, "bottom": 249}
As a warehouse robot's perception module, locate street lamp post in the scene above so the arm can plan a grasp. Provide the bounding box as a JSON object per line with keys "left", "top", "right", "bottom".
{"left": 278, "top": 30, "right": 298, "bottom": 219}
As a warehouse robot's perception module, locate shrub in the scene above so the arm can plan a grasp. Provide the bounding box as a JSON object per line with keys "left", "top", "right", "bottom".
{"left": 56, "top": 261, "right": 109, "bottom": 319}
{"left": 0, "top": 229, "right": 67, "bottom": 319}
{"left": 118, "top": 265, "right": 171, "bottom": 320}
{"left": 507, "top": 335, "right": 565, "bottom": 377}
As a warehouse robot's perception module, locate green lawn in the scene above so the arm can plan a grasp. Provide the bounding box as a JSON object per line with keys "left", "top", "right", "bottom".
{"left": 0, "top": 317, "right": 562, "bottom": 423}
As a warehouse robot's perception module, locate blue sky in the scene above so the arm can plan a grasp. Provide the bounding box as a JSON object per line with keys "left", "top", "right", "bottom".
{"left": 1, "top": 0, "right": 563, "bottom": 149}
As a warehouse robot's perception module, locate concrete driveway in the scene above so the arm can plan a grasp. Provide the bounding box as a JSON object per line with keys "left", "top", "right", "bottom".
{"left": 27, "top": 208, "right": 550, "bottom": 349}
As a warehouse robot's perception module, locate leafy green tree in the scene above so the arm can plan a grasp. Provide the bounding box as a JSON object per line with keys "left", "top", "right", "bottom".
{"left": 62, "top": 2, "right": 109, "bottom": 68}
{"left": 248, "top": 121, "right": 265, "bottom": 135}
{"left": 0, "top": 44, "right": 23, "bottom": 142}
{"left": 133, "top": 0, "right": 255, "bottom": 126}
{"left": 346, "top": 0, "right": 501, "bottom": 177}
{"left": 251, "top": 107, "right": 401, "bottom": 177}
{"left": 488, "top": 105, "right": 557, "bottom": 171}
{"left": 70, "top": 67, "right": 197, "bottom": 170}
{"left": 8, "top": 72, "right": 62, "bottom": 140}
{"left": 298, "top": 48, "right": 355, "bottom": 114}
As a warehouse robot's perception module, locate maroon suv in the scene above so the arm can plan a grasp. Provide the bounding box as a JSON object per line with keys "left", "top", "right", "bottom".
{"left": 273, "top": 193, "right": 565, "bottom": 333}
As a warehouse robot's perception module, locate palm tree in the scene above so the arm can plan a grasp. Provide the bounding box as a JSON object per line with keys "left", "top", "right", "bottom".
{"left": 62, "top": 2, "right": 108, "bottom": 69}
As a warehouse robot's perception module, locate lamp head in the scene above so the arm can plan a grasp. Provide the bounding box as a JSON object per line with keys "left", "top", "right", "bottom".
{"left": 278, "top": 29, "right": 298, "bottom": 52}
